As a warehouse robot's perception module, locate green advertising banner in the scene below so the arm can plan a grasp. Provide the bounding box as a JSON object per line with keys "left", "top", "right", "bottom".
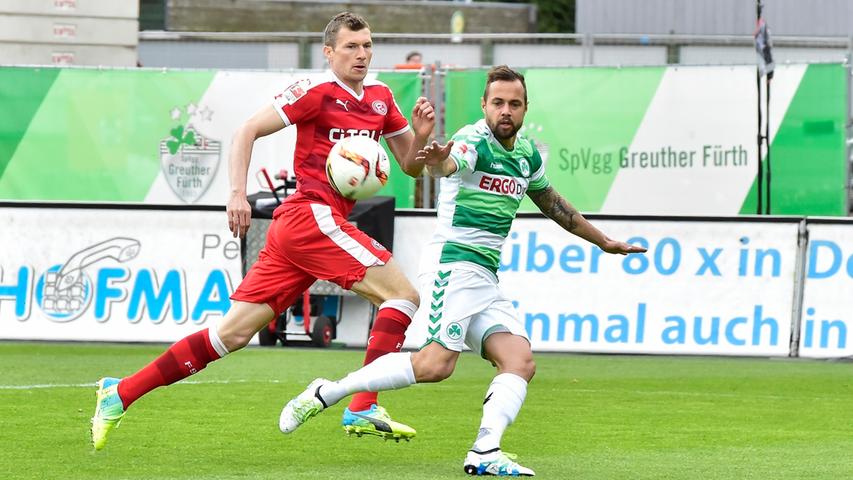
{"left": 444, "top": 64, "right": 847, "bottom": 216}
{"left": 374, "top": 71, "right": 421, "bottom": 208}
{"left": 0, "top": 67, "right": 421, "bottom": 207}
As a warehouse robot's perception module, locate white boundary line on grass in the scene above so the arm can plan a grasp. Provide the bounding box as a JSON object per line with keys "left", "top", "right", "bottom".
{"left": 0, "top": 382, "right": 841, "bottom": 403}
{"left": 0, "top": 379, "right": 282, "bottom": 390}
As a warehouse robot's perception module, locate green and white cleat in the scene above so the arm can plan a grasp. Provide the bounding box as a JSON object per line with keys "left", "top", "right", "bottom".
{"left": 91, "top": 377, "right": 126, "bottom": 451}
{"left": 279, "top": 378, "right": 330, "bottom": 434}
{"left": 342, "top": 404, "right": 416, "bottom": 442}
{"left": 463, "top": 449, "right": 535, "bottom": 476}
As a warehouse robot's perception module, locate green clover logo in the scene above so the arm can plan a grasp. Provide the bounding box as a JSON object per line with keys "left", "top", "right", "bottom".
{"left": 446, "top": 322, "right": 463, "bottom": 340}
{"left": 166, "top": 125, "right": 197, "bottom": 155}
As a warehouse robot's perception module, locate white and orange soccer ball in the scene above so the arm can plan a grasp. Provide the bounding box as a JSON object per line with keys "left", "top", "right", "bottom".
{"left": 326, "top": 135, "right": 391, "bottom": 200}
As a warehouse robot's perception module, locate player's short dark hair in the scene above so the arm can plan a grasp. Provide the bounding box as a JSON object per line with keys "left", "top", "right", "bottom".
{"left": 406, "top": 51, "right": 422, "bottom": 62}
{"left": 483, "top": 65, "right": 527, "bottom": 105}
{"left": 324, "top": 12, "right": 370, "bottom": 48}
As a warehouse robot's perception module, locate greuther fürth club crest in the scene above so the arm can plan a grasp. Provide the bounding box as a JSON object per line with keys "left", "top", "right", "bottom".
{"left": 160, "top": 104, "right": 221, "bottom": 204}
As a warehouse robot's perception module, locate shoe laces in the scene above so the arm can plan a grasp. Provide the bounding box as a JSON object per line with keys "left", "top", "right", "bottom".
{"left": 98, "top": 389, "right": 125, "bottom": 420}
{"left": 293, "top": 398, "right": 322, "bottom": 422}
{"left": 371, "top": 405, "right": 391, "bottom": 420}
{"left": 493, "top": 451, "right": 523, "bottom": 470}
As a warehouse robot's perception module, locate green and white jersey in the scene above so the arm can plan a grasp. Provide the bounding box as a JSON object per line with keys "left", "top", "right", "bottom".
{"left": 420, "top": 119, "right": 550, "bottom": 279}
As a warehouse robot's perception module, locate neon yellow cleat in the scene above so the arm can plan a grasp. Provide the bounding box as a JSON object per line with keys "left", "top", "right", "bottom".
{"left": 342, "top": 404, "right": 416, "bottom": 442}
{"left": 91, "top": 377, "right": 125, "bottom": 451}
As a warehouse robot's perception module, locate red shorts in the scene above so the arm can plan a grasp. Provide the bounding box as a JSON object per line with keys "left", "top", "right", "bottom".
{"left": 231, "top": 200, "right": 392, "bottom": 314}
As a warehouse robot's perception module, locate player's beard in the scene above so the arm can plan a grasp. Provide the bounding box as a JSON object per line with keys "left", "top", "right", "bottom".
{"left": 488, "top": 117, "right": 522, "bottom": 142}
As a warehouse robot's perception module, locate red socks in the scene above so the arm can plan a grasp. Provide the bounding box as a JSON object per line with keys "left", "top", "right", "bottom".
{"left": 348, "top": 301, "right": 415, "bottom": 411}
{"left": 114, "top": 302, "right": 415, "bottom": 413}
{"left": 117, "top": 328, "right": 223, "bottom": 409}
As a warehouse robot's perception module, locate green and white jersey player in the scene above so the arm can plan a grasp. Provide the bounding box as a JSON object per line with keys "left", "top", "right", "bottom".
{"left": 416, "top": 117, "right": 549, "bottom": 357}
{"left": 279, "top": 66, "right": 647, "bottom": 477}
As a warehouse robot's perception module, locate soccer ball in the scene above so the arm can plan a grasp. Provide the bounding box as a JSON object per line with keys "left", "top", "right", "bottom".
{"left": 326, "top": 135, "right": 391, "bottom": 200}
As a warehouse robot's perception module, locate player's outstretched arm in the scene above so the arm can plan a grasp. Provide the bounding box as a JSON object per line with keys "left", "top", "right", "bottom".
{"left": 527, "top": 186, "right": 647, "bottom": 255}
{"left": 227, "top": 105, "right": 286, "bottom": 238}
{"left": 386, "top": 97, "right": 435, "bottom": 177}
{"left": 416, "top": 140, "right": 456, "bottom": 177}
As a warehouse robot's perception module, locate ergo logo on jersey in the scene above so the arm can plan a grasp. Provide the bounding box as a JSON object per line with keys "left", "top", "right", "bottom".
{"left": 329, "top": 128, "right": 381, "bottom": 142}
{"left": 479, "top": 175, "right": 524, "bottom": 195}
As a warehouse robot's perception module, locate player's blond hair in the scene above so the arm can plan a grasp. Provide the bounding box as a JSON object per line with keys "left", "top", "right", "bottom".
{"left": 324, "top": 12, "right": 370, "bottom": 48}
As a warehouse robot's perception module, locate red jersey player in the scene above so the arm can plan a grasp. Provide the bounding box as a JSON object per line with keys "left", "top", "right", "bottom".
{"left": 91, "top": 12, "right": 437, "bottom": 450}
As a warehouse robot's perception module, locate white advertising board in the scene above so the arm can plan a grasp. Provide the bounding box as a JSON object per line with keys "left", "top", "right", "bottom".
{"left": 798, "top": 221, "right": 853, "bottom": 358}
{"left": 0, "top": 207, "right": 242, "bottom": 342}
{"left": 396, "top": 215, "right": 800, "bottom": 356}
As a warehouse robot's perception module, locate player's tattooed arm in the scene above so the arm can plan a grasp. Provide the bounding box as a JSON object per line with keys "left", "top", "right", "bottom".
{"left": 528, "top": 186, "right": 580, "bottom": 232}
{"left": 527, "top": 187, "right": 648, "bottom": 255}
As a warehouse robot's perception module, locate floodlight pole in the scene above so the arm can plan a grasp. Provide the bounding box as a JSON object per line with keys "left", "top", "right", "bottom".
{"left": 765, "top": 73, "right": 771, "bottom": 214}
{"left": 756, "top": 63, "right": 763, "bottom": 215}
{"left": 755, "top": 0, "right": 764, "bottom": 215}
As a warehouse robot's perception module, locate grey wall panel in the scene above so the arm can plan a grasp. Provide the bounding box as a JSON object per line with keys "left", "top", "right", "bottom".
{"left": 765, "top": 0, "right": 850, "bottom": 36}
{"left": 0, "top": 14, "right": 138, "bottom": 46}
{"left": 0, "top": 0, "right": 138, "bottom": 18}
{"left": 578, "top": 0, "right": 853, "bottom": 36}
{"left": 311, "top": 42, "right": 482, "bottom": 70}
{"left": 680, "top": 45, "right": 849, "bottom": 65}
{"left": 370, "top": 43, "right": 482, "bottom": 69}
{"left": 592, "top": 45, "right": 668, "bottom": 65}
{"left": 771, "top": 47, "right": 849, "bottom": 64}
{"left": 494, "top": 44, "right": 585, "bottom": 67}
{"left": 679, "top": 46, "right": 757, "bottom": 65}
{"left": 266, "top": 43, "right": 300, "bottom": 70}
{"left": 0, "top": 43, "right": 137, "bottom": 66}
{"left": 138, "top": 41, "right": 269, "bottom": 69}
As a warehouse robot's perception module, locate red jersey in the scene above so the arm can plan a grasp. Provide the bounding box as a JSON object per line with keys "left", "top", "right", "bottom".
{"left": 272, "top": 72, "right": 410, "bottom": 217}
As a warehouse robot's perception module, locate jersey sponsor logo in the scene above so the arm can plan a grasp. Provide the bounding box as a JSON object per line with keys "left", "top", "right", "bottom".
{"left": 335, "top": 99, "right": 350, "bottom": 111}
{"left": 328, "top": 128, "right": 381, "bottom": 142}
{"left": 371, "top": 100, "right": 388, "bottom": 115}
{"left": 478, "top": 175, "right": 525, "bottom": 195}
{"left": 489, "top": 162, "right": 503, "bottom": 170}
{"left": 279, "top": 79, "right": 311, "bottom": 105}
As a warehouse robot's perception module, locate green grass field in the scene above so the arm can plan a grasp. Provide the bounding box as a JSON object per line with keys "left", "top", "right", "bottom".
{"left": 0, "top": 342, "right": 851, "bottom": 479}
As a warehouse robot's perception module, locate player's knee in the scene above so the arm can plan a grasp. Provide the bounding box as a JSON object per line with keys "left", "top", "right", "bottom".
{"left": 412, "top": 349, "right": 456, "bottom": 382}
{"left": 419, "top": 362, "right": 455, "bottom": 382}
{"left": 218, "top": 330, "right": 252, "bottom": 352}
{"left": 521, "top": 357, "right": 536, "bottom": 382}
{"left": 399, "top": 287, "right": 419, "bottom": 309}
{"left": 496, "top": 354, "right": 535, "bottom": 382}
{"left": 515, "top": 356, "right": 535, "bottom": 382}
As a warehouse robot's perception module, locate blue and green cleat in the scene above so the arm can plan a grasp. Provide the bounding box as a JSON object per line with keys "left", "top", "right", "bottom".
{"left": 91, "top": 377, "right": 126, "bottom": 451}
{"left": 342, "top": 404, "right": 416, "bottom": 442}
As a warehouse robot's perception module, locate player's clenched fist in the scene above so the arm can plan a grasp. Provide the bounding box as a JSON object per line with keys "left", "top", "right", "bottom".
{"left": 411, "top": 96, "right": 435, "bottom": 138}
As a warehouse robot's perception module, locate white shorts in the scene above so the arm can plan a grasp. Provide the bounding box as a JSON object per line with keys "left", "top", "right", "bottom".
{"left": 418, "top": 266, "right": 529, "bottom": 358}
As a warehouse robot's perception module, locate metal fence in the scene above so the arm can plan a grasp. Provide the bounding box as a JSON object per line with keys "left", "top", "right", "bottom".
{"left": 138, "top": 31, "right": 852, "bottom": 70}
